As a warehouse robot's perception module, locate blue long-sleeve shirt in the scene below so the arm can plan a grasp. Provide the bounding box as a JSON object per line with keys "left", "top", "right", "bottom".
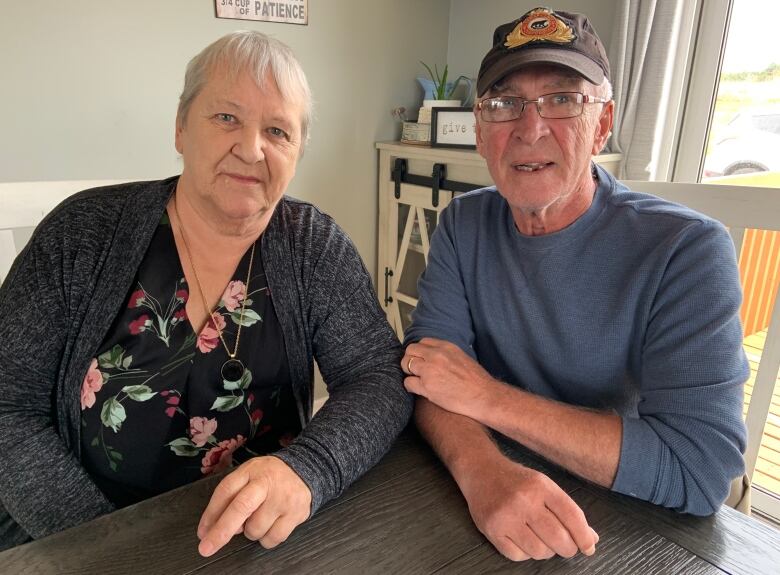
{"left": 405, "top": 165, "right": 748, "bottom": 515}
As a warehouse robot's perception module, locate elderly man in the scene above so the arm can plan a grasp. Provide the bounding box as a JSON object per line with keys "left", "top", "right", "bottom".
{"left": 403, "top": 7, "right": 748, "bottom": 562}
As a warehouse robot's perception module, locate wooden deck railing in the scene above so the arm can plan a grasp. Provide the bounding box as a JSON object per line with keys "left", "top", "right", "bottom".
{"left": 740, "top": 229, "right": 780, "bottom": 337}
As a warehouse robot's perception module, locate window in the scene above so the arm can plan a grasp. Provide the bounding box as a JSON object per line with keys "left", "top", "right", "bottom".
{"left": 676, "top": 0, "right": 780, "bottom": 524}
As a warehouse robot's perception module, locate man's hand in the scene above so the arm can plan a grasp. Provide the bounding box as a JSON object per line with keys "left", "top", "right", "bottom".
{"left": 459, "top": 453, "right": 598, "bottom": 561}
{"left": 402, "top": 337, "right": 496, "bottom": 418}
{"left": 197, "top": 456, "right": 312, "bottom": 557}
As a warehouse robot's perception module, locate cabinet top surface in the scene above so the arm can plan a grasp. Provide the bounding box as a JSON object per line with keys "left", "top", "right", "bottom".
{"left": 376, "top": 141, "right": 487, "bottom": 163}
{"left": 376, "top": 141, "right": 621, "bottom": 164}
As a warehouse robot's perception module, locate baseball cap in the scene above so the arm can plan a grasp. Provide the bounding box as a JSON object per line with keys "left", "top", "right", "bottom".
{"left": 477, "top": 7, "right": 610, "bottom": 97}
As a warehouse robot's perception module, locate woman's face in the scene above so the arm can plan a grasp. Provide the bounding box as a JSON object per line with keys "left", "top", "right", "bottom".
{"left": 175, "top": 63, "right": 304, "bottom": 231}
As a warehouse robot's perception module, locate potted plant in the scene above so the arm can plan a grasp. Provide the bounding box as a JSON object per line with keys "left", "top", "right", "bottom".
{"left": 418, "top": 62, "right": 472, "bottom": 108}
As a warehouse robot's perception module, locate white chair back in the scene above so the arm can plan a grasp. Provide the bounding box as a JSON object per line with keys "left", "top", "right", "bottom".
{"left": 0, "top": 180, "right": 128, "bottom": 283}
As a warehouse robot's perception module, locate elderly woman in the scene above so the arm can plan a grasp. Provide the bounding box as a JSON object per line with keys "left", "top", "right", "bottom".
{"left": 0, "top": 31, "right": 411, "bottom": 555}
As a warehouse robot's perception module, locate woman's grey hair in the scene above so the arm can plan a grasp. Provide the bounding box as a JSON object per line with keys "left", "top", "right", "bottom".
{"left": 178, "top": 31, "right": 313, "bottom": 151}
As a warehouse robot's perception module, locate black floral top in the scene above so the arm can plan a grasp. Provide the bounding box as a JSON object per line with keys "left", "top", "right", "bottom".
{"left": 80, "top": 213, "right": 301, "bottom": 508}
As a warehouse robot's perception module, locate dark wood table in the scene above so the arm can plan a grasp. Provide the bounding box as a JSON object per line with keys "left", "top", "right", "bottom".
{"left": 3, "top": 429, "right": 780, "bottom": 574}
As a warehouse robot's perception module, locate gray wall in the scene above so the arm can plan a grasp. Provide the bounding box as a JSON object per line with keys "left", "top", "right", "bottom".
{"left": 0, "top": 0, "right": 451, "bottom": 278}
{"left": 447, "top": 1, "right": 617, "bottom": 82}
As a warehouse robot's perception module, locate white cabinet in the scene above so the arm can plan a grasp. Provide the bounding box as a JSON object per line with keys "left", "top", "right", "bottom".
{"left": 375, "top": 141, "right": 621, "bottom": 339}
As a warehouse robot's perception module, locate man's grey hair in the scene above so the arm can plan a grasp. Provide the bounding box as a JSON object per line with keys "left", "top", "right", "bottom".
{"left": 595, "top": 77, "right": 613, "bottom": 101}
{"left": 178, "top": 31, "right": 313, "bottom": 152}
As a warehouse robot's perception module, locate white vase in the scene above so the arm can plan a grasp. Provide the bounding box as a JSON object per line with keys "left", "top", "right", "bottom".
{"left": 422, "top": 99, "right": 462, "bottom": 109}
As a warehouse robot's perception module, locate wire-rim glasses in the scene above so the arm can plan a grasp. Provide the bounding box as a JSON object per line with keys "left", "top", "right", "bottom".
{"left": 477, "top": 92, "right": 609, "bottom": 122}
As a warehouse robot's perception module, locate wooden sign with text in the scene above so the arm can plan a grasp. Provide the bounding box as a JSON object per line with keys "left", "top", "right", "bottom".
{"left": 215, "top": 0, "right": 307, "bottom": 25}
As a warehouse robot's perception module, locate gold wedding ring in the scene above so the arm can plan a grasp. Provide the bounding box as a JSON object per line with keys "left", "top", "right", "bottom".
{"left": 407, "top": 356, "right": 415, "bottom": 374}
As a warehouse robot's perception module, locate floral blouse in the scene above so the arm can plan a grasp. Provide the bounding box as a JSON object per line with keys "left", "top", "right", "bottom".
{"left": 80, "top": 212, "right": 301, "bottom": 508}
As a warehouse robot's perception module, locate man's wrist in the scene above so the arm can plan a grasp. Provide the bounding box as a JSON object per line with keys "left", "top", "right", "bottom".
{"left": 446, "top": 433, "right": 504, "bottom": 488}
{"left": 468, "top": 374, "right": 512, "bottom": 428}
{"left": 451, "top": 445, "right": 519, "bottom": 497}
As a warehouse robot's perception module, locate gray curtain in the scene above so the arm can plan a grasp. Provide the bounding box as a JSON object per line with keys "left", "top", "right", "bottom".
{"left": 608, "top": 0, "right": 686, "bottom": 180}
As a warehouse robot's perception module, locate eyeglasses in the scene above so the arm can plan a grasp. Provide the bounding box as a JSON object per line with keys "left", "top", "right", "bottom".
{"left": 477, "top": 92, "right": 609, "bottom": 122}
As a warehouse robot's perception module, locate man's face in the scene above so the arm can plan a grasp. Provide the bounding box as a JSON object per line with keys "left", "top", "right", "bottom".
{"left": 475, "top": 65, "right": 613, "bottom": 216}
{"left": 175, "top": 63, "right": 304, "bottom": 227}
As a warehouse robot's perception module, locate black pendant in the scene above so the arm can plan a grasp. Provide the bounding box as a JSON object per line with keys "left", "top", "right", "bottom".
{"left": 221, "top": 358, "right": 245, "bottom": 382}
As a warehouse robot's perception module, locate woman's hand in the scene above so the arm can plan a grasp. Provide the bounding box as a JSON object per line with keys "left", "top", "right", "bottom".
{"left": 197, "top": 455, "right": 312, "bottom": 557}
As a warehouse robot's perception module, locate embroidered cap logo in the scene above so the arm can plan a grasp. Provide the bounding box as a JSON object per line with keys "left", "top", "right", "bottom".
{"left": 504, "top": 7, "right": 576, "bottom": 49}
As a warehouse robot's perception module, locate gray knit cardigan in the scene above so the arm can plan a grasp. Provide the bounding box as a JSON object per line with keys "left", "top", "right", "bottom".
{"left": 0, "top": 177, "right": 412, "bottom": 550}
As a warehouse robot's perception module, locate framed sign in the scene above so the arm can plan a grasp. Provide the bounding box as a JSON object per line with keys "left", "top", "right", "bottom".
{"left": 215, "top": 0, "right": 308, "bottom": 25}
{"left": 430, "top": 107, "right": 477, "bottom": 149}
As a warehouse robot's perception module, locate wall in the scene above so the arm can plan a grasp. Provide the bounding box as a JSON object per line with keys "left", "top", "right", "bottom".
{"left": 447, "top": 0, "right": 617, "bottom": 82}
{"left": 0, "top": 0, "right": 451, "bottom": 280}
